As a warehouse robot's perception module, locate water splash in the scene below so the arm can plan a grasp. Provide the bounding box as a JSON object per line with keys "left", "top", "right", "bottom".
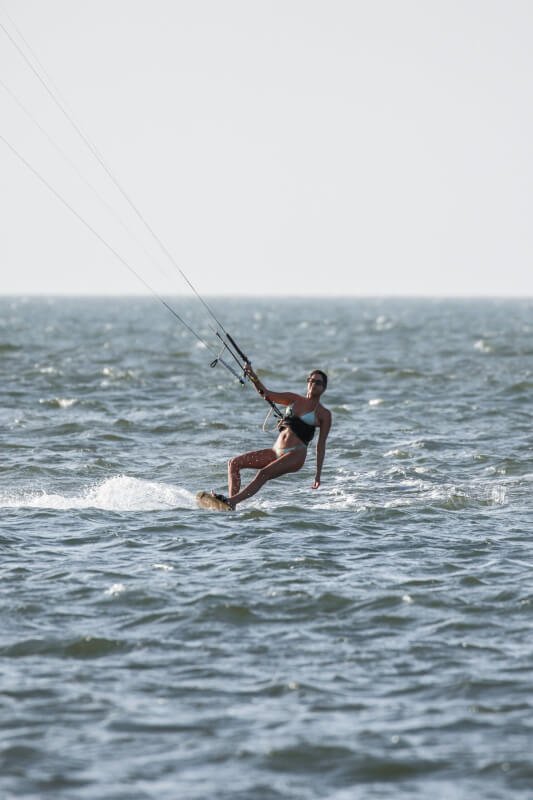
{"left": 0, "top": 475, "right": 195, "bottom": 511}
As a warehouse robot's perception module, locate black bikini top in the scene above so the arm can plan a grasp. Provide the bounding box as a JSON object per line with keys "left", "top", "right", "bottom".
{"left": 277, "top": 406, "right": 316, "bottom": 446}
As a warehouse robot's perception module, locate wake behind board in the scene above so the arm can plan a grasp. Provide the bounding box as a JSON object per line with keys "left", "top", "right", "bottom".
{"left": 196, "top": 491, "right": 233, "bottom": 512}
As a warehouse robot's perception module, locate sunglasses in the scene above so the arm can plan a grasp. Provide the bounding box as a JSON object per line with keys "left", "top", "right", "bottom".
{"left": 307, "top": 378, "right": 324, "bottom": 386}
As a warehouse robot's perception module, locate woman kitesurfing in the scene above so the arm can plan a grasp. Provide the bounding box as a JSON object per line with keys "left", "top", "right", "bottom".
{"left": 200, "top": 364, "right": 332, "bottom": 511}
{"left": 1, "top": 10, "right": 332, "bottom": 512}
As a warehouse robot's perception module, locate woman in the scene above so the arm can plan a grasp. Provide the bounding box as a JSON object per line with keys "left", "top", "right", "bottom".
{"left": 214, "top": 367, "right": 332, "bottom": 509}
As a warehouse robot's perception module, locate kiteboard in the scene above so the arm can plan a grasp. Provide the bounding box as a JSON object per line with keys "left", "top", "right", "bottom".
{"left": 196, "top": 491, "right": 233, "bottom": 512}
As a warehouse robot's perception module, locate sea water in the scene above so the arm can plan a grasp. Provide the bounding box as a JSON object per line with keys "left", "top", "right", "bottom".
{"left": 1, "top": 296, "right": 532, "bottom": 799}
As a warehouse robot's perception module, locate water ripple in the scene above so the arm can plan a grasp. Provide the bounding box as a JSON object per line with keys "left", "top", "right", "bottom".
{"left": 1, "top": 298, "right": 532, "bottom": 800}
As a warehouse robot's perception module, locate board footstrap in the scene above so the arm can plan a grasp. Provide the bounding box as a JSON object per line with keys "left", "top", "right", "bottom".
{"left": 196, "top": 491, "right": 233, "bottom": 512}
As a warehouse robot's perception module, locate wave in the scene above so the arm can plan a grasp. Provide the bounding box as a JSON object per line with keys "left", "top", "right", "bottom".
{"left": 0, "top": 475, "right": 196, "bottom": 511}
{"left": 2, "top": 471, "right": 527, "bottom": 515}
{"left": 315, "top": 474, "right": 514, "bottom": 513}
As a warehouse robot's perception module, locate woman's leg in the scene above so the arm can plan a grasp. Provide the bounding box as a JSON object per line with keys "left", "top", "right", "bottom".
{"left": 228, "top": 449, "right": 275, "bottom": 496}
{"left": 229, "top": 449, "right": 306, "bottom": 507}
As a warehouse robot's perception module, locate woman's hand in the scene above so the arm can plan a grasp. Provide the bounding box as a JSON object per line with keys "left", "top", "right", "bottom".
{"left": 244, "top": 362, "right": 257, "bottom": 380}
{"left": 311, "top": 478, "right": 321, "bottom": 490}
{"left": 245, "top": 362, "right": 264, "bottom": 395}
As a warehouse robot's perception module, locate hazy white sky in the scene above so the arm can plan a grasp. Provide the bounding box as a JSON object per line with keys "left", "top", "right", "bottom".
{"left": 1, "top": 0, "right": 532, "bottom": 296}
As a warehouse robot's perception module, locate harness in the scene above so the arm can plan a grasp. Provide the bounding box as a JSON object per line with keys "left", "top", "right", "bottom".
{"left": 278, "top": 411, "right": 315, "bottom": 446}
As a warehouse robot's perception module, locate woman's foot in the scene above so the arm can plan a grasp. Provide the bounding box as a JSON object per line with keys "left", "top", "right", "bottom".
{"left": 211, "top": 491, "right": 235, "bottom": 510}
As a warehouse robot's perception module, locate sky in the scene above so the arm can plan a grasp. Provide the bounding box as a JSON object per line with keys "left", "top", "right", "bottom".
{"left": 1, "top": 0, "right": 532, "bottom": 297}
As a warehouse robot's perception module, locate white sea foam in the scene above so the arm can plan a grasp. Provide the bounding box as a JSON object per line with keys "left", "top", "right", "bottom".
{"left": 375, "top": 314, "right": 394, "bottom": 330}
{"left": 39, "top": 397, "right": 78, "bottom": 409}
{"left": 474, "top": 339, "right": 492, "bottom": 353}
{"left": 314, "top": 475, "right": 512, "bottom": 513}
{"left": 58, "top": 398, "right": 77, "bottom": 408}
{"left": 384, "top": 448, "right": 409, "bottom": 458}
{"left": 37, "top": 365, "right": 59, "bottom": 374}
{"left": 0, "top": 475, "right": 196, "bottom": 511}
{"left": 105, "top": 583, "right": 126, "bottom": 596}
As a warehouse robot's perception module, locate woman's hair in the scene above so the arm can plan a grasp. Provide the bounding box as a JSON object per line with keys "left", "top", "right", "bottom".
{"left": 309, "top": 369, "right": 328, "bottom": 389}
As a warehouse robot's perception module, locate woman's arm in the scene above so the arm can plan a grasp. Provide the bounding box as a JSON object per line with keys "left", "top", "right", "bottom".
{"left": 312, "top": 409, "right": 332, "bottom": 489}
{"left": 245, "top": 364, "right": 298, "bottom": 406}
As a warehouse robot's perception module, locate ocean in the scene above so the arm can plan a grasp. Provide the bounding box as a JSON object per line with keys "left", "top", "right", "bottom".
{"left": 1, "top": 296, "right": 532, "bottom": 799}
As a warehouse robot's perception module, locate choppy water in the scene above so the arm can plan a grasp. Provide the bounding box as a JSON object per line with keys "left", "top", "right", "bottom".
{"left": 1, "top": 296, "right": 532, "bottom": 799}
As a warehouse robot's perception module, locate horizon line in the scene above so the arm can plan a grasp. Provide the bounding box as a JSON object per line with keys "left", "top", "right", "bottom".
{"left": 0, "top": 292, "right": 532, "bottom": 301}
